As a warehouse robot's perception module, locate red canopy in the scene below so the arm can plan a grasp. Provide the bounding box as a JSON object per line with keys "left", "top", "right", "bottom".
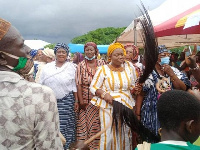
{"left": 154, "top": 4, "right": 200, "bottom": 37}
{"left": 116, "top": 1, "right": 200, "bottom": 48}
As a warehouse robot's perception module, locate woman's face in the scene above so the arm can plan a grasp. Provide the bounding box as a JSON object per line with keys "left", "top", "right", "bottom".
{"left": 158, "top": 52, "right": 171, "bottom": 63}
{"left": 40, "top": 52, "right": 48, "bottom": 62}
{"left": 125, "top": 47, "right": 133, "bottom": 61}
{"left": 56, "top": 48, "right": 67, "bottom": 63}
{"left": 85, "top": 46, "right": 96, "bottom": 58}
{"left": 73, "top": 54, "right": 78, "bottom": 63}
{"left": 110, "top": 48, "right": 125, "bottom": 66}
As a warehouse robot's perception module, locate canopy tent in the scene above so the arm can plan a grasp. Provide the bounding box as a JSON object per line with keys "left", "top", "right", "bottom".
{"left": 68, "top": 43, "right": 109, "bottom": 54}
{"left": 116, "top": 0, "right": 200, "bottom": 48}
{"left": 25, "top": 40, "right": 50, "bottom": 49}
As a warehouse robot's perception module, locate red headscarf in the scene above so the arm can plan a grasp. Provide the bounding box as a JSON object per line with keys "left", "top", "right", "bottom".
{"left": 84, "top": 42, "right": 98, "bottom": 55}
{"left": 124, "top": 43, "right": 139, "bottom": 61}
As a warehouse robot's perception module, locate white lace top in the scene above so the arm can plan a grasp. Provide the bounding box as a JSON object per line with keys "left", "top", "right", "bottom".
{"left": 40, "top": 61, "right": 77, "bottom": 99}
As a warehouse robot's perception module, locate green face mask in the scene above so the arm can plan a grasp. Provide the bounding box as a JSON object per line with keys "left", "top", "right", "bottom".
{"left": 12, "top": 57, "right": 28, "bottom": 71}
{"left": 0, "top": 51, "right": 33, "bottom": 75}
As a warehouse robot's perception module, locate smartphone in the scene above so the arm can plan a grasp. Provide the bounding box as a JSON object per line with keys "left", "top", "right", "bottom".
{"left": 185, "top": 46, "right": 192, "bottom": 57}
{"left": 197, "top": 45, "right": 200, "bottom": 52}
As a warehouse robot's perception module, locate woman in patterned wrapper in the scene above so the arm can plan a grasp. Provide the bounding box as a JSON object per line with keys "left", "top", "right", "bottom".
{"left": 75, "top": 42, "right": 105, "bottom": 150}
{"left": 89, "top": 42, "right": 138, "bottom": 150}
{"left": 40, "top": 43, "right": 78, "bottom": 149}
{"left": 135, "top": 45, "right": 191, "bottom": 142}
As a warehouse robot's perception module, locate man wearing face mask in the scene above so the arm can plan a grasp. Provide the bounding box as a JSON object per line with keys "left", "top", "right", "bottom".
{"left": 135, "top": 45, "right": 191, "bottom": 142}
{"left": 0, "top": 18, "right": 63, "bottom": 149}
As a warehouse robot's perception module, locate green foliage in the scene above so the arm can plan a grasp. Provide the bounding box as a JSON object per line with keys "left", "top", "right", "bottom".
{"left": 170, "top": 45, "right": 195, "bottom": 54}
{"left": 71, "top": 27, "right": 126, "bottom": 45}
{"left": 44, "top": 43, "right": 56, "bottom": 49}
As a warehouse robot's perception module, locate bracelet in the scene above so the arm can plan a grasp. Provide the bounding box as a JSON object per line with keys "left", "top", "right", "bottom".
{"left": 170, "top": 75, "right": 176, "bottom": 82}
{"left": 136, "top": 114, "right": 141, "bottom": 116}
{"left": 189, "top": 64, "right": 199, "bottom": 71}
{"left": 101, "top": 91, "right": 107, "bottom": 99}
{"left": 75, "top": 100, "right": 79, "bottom": 103}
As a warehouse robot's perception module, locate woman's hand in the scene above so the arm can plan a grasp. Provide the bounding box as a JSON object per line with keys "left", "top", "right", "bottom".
{"left": 163, "top": 64, "right": 175, "bottom": 77}
{"left": 79, "top": 102, "right": 88, "bottom": 111}
{"left": 74, "top": 103, "right": 79, "bottom": 112}
{"left": 136, "top": 114, "right": 141, "bottom": 121}
{"left": 134, "top": 83, "right": 143, "bottom": 95}
{"left": 185, "top": 55, "right": 197, "bottom": 68}
{"left": 104, "top": 93, "right": 113, "bottom": 105}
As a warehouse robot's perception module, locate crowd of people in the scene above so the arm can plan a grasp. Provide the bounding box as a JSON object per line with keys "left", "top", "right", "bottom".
{"left": 0, "top": 16, "right": 200, "bottom": 150}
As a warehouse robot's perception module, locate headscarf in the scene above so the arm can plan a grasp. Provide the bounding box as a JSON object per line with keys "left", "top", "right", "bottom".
{"left": 124, "top": 43, "right": 139, "bottom": 60}
{"left": 42, "top": 48, "right": 55, "bottom": 59}
{"left": 107, "top": 42, "right": 126, "bottom": 62}
{"left": 0, "top": 18, "right": 11, "bottom": 41}
{"left": 158, "top": 45, "right": 171, "bottom": 54}
{"left": 54, "top": 43, "right": 69, "bottom": 56}
{"left": 30, "top": 49, "right": 38, "bottom": 58}
{"left": 84, "top": 42, "right": 98, "bottom": 54}
{"left": 74, "top": 52, "right": 84, "bottom": 63}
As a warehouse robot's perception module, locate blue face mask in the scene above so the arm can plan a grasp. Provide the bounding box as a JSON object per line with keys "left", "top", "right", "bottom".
{"left": 160, "top": 57, "right": 170, "bottom": 65}
{"left": 85, "top": 55, "right": 96, "bottom": 60}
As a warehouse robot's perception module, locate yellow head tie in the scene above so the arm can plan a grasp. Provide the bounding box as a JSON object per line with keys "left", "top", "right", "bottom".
{"left": 107, "top": 42, "right": 126, "bottom": 62}
{"left": 0, "top": 18, "right": 11, "bottom": 41}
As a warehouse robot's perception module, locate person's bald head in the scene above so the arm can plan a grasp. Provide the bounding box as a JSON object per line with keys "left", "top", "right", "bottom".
{"left": 0, "top": 18, "right": 31, "bottom": 69}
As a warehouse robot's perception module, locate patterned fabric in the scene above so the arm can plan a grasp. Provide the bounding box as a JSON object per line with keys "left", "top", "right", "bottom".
{"left": 33, "top": 61, "right": 39, "bottom": 79}
{"left": 158, "top": 45, "right": 171, "bottom": 54}
{"left": 30, "top": 49, "right": 38, "bottom": 58}
{"left": 99, "top": 107, "right": 132, "bottom": 150}
{"left": 75, "top": 59, "right": 105, "bottom": 149}
{"left": 90, "top": 61, "right": 137, "bottom": 109}
{"left": 89, "top": 61, "right": 137, "bottom": 150}
{"left": 0, "top": 71, "right": 63, "bottom": 150}
{"left": 0, "top": 18, "right": 11, "bottom": 40}
{"left": 57, "top": 92, "right": 76, "bottom": 149}
{"left": 141, "top": 67, "right": 191, "bottom": 139}
{"left": 40, "top": 61, "right": 77, "bottom": 99}
{"left": 54, "top": 43, "right": 69, "bottom": 56}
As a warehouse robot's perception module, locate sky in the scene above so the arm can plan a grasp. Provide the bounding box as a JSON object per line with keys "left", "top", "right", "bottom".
{"left": 0, "top": 0, "right": 166, "bottom": 44}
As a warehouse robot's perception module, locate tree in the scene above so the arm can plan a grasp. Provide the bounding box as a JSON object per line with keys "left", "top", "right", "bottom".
{"left": 71, "top": 27, "right": 126, "bottom": 45}
{"left": 44, "top": 43, "right": 56, "bottom": 49}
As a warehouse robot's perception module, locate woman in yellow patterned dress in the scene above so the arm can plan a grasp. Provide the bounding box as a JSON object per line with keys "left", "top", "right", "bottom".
{"left": 90, "top": 43, "right": 137, "bottom": 150}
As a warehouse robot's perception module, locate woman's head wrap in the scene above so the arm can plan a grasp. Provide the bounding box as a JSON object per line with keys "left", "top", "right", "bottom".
{"left": 124, "top": 43, "right": 139, "bottom": 60}
{"left": 42, "top": 48, "right": 55, "bottom": 59}
{"left": 84, "top": 42, "right": 98, "bottom": 54}
{"left": 75, "top": 52, "right": 84, "bottom": 63}
{"left": 30, "top": 49, "right": 38, "bottom": 58}
{"left": 158, "top": 45, "right": 171, "bottom": 54}
{"left": 107, "top": 42, "right": 126, "bottom": 62}
{"left": 0, "top": 18, "right": 11, "bottom": 41}
{"left": 54, "top": 43, "right": 69, "bottom": 56}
